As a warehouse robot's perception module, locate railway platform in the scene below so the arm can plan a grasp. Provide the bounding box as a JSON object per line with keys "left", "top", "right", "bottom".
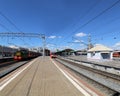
{"left": 0, "top": 57, "right": 86, "bottom": 96}
{"left": 66, "top": 56, "right": 120, "bottom": 68}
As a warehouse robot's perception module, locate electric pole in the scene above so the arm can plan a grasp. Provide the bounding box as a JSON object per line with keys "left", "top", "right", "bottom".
{"left": 0, "top": 32, "right": 46, "bottom": 56}
{"left": 88, "top": 34, "right": 92, "bottom": 50}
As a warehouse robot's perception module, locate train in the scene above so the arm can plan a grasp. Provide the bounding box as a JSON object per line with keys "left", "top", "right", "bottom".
{"left": 113, "top": 51, "right": 120, "bottom": 57}
{"left": 14, "top": 49, "right": 41, "bottom": 60}
{"left": 0, "top": 45, "right": 19, "bottom": 63}
{"left": 0, "top": 45, "right": 48, "bottom": 61}
{"left": 50, "top": 52, "right": 57, "bottom": 58}
{"left": 0, "top": 45, "right": 18, "bottom": 59}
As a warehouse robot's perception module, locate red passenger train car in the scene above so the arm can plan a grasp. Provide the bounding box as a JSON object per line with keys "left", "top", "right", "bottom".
{"left": 50, "top": 52, "right": 57, "bottom": 58}
{"left": 113, "top": 51, "right": 120, "bottom": 57}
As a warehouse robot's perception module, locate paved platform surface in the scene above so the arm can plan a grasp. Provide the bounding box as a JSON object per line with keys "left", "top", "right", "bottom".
{"left": 0, "top": 57, "right": 84, "bottom": 96}
{"left": 66, "top": 56, "right": 120, "bottom": 68}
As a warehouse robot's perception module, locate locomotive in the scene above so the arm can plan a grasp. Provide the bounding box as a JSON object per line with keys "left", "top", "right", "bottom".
{"left": 14, "top": 49, "right": 41, "bottom": 60}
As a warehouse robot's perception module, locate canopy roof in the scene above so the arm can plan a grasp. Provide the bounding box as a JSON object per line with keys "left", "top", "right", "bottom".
{"left": 88, "top": 44, "right": 113, "bottom": 52}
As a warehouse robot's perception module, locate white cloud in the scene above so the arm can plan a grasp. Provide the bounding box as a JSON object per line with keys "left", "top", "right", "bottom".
{"left": 75, "top": 32, "right": 87, "bottom": 37}
{"left": 115, "top": 42, "right": 120, "bottom": 46}
{"left": 48, "top": 36, "right": 56, "bottom": 39}
{"left": 9, "top": 45, "right": 19, "bottom": 49}
{"left": 112, "top": 42, "right": 120, "bottom": 50}
{"left": 48, "top": 36, "right": 62, "bottom": 39}
{"left": 73, "top": 40, "right": 85, "bottom": 43}
{"left": 46, "top": 44, "right": 55, "bottom": 47}
{"left": 74, "top": 40, "right": 80, "bottom": 43}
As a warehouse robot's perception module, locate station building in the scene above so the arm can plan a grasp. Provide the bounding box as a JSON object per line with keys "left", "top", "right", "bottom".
{"left": 87, "top": 44, "right": 113, "bottom": 60}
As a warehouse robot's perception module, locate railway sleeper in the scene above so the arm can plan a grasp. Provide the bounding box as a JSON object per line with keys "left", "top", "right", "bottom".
{"left": 55, "top": 58, "right": 120, "bottom": 94}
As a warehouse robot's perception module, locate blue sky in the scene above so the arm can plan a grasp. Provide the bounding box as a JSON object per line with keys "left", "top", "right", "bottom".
{"left": 0, "top": 0, "right": 120, "bottom": 51}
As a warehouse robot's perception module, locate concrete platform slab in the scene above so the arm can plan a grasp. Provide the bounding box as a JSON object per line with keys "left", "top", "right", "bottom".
{"left": 0, "top": 57, "right": 84, "bottom": 96}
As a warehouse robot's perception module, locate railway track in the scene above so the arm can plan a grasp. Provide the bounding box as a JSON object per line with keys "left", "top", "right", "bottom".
{"left": 55, "top": 56, "right": 120, "bottom": 95}
{"left": 0, "top": 57, "right": 45, "bottom": 96}
{"left": 0, "top": 60, "right": 17, "bottom": 68}
{"left": 0, "top": 60, "right": 30, "bottom": 78}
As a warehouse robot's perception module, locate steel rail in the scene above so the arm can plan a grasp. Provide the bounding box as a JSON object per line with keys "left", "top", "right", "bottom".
{"left": 55, "top": 57, "right": 120, "bottom": 94}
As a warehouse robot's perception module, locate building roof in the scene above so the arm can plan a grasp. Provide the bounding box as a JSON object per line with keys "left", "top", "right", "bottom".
{"left": 88, "top": 44, "right": 113, "bottom": 52}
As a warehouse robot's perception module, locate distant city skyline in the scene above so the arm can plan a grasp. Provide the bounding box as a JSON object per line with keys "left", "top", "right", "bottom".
{"left": 0, "top": 0, "right": 120, "bottom": 51}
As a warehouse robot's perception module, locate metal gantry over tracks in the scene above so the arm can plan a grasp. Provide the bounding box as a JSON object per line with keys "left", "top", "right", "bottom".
{"left": 0, "top": 32, "right": 46, "bottom": 56}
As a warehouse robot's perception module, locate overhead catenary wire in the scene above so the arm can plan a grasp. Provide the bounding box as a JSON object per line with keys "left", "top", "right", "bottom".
{"left": 74, "top": 0, "right": 120, "bottom": 32}
{"left": 0, "top": 11, "right": 28, "bottom": 45}
{"left": 0, "top": 23, "right": 31, "bottom": 47}
{"left": 93, "top": 31, "right": 120, "bottom": 44}
{"left": 0, "top": 23, "right": 11, "bottom": 32}
{"left": 49, "top": 0, "right": 101, "bottom": 46}
{"left": 58, "top": 0, "right": 120, "bottom": 46}
{"left": 0, "top": 11, "right": 41, "bottom": 47}
{"left": 0, "top": 11, "right": 23, "bottom": 32}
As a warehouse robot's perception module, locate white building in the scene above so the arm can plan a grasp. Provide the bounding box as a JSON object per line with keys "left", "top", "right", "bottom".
{"left": 87, "top": 44, "right": 113, "bottom": 60}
